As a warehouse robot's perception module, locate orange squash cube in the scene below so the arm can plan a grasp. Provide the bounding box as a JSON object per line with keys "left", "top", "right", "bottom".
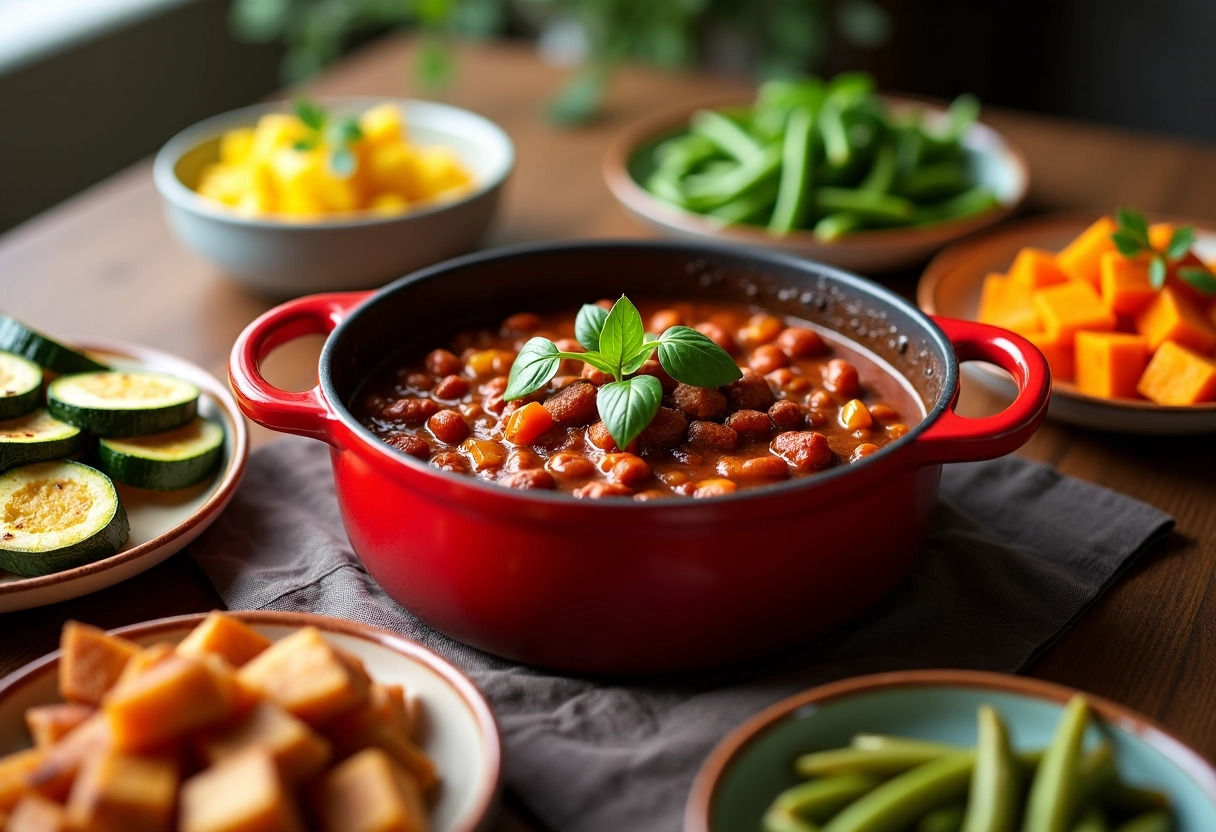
{"left": 26, "top": 714, "right": 113, "bottom": 802}
{"left": 0, "top": 749, "right": 45, "bottom": 811}
{"left": 1098, "top": 251, "right": 1156, "bottom": 316}
{"left": 321, "top": 697, "right": 437, "bottom": 791}
{"left": 24, "top": 704, "right": 94, "bottom": 750}
{"left": 237, "top": 627, "right": 369, "bottom": 726}
{"left": 58, "top": 622, "right": 140, "bottom": 706}
{"left": 7, "top": 793, "right": 71, "bottom": 832}
{"left": 1009, "top": 247, "right": 1068, "bottom": 290}
{"left": 1075, "top": 332, "right": 1149, "bottom": 399}
{"left": 177, "top": 613, "right": 273, "bottom": 668}
{"left": 104, "top": 654, "right": 238, "bottom": 751}
{"left": 1025, "top": 331, "right": 1075, "bottom": 382}
{"left": 1057, "top": 217, "right": 1116, "bottom": 287}
{"left": 504, "top": 401, "right": 554, "bottom": 445}
{"left": 115, "top": 644, "right": 176, "bottom": 688}
{"left": 1134, "top": 287, "right": 1216, "bottom": 353}
{"left": 370, "top": 684, "right": 414, "bottom": 741}
{"left": 315, "top": 748, "right": 429, "bottom": 832}
{"left": 1137, "top": 341, "right": 1216, "bottom": 405}
{"left": 1032, "top": 281, "right": 1116, "bottom": 339}
{"left": 66, "top": 750, "right": 177, "bottom": 832}
{"left": 179, "top": 749, "right": 303, "bottom": 832}
{"left": 459, "top": 438, "right": 507, "bottom": 472}
{"left": 200, "top": 701, "right": 331, "bottom": 783}
{"left": 977, "top": 274, "right": 1040, "bottom": 335}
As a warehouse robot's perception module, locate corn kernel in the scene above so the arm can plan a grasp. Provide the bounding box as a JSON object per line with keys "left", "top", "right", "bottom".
{"left": 839, "top": 399, "right": 873, "bottom": 431}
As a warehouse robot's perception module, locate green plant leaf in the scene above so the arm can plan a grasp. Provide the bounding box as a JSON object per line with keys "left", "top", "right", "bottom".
{"left": 1166, "top": 225, "right": 1196, "bottom": 260}
{"left": 622, "top": 341, "right": 657, "bottom": 375}
{"left": 572, "top": 351, "right": 617, "bottom": 376}
{"left": 292, "top": 138, "right": 318, "bottom": 152}
{"left": 505, "top": 338, "right": 561, "bottom": 400}
{"left": 1179, "top": 266, "right": 1216, "bottom": 295}
{"left": 597, "top": 375, "right": 663, "bottom": 450}
{"left": 293, "top": 96, "right": 326, "bottom": 132}
{"left": 1110, "top": 230, "right": 1145, "bottom": 258}
{"left": 655, "top": 326, "right": 744, "bottom": 387}
{"left": 598, "top": 296, "right": 645, "bottom": 378}
{"left": 1116, "top": 207, "right": 1150, "bottom": 247}
{"left": 329, "top": 117, "right": 363, "bottom": 147}
{"left": 328, "top": 146, "right": 357, "bottom": 177}
{"left": 1149, "top": 254, "right": 1168, "bottom": 290}
{"left": 574, "top": 304, "right": 609, "bottom": 351}
{"left": 548, "top": 65, "right": 609, "bottom": 126}
{"left": 415, "top": 33, "right": 454, "bottom": 90}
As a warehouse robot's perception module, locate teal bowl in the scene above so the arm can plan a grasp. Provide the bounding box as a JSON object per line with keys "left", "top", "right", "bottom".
{"left": 687, "top": 670, "right": 1216, "bottom": 832}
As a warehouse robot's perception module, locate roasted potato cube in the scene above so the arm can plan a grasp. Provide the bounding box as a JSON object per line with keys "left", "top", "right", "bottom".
{"left": 200, "top": 701, "right": 331, "bottom": 783}
{"left": 58, "top": 622, "right": 140, "bottom": 705}
{"left": 26, "top": 715, "right": 112, "bottom": 802}
{"left": 66, "top": 750, "right": 176, "bottom": 832}
{"left": 315, "top": 748, "right": 429, "bottom": 832}
{"left": 180, "top": 749, "right": 303, "bottom": 832}
{"left": 177, "top": 613, "right": 273, "bottom": 668}
{"left": 371, "top": 684, "right": 413, "bottom": 741}
{"left": 237, "top": 628, "right": 369, "bottom": 725}
{"left": 24, "top": 703, "right": 94, "bottom": 749}
{"left": 0, "top": 749, "right": 45, "bottom": 811}
{"left": 7, "top": 793, "right": 71, "bottom": 832}
{"left": 322, "top": 698, "right": 436, "bottom": 790}
{"left": 104, "top": 654, "right": 237, "bottom": 751}
{"left": 115, "top": 644, "right": 176, "bottom": 687}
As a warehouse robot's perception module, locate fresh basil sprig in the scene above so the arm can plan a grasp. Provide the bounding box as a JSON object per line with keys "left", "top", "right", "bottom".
{"left": 1112, "top": 207, "right": 1216, "bottom": 295}
{"left": 290, "top": 96, "right": 364, "bottom": 178}
{"left": 504, "top": 295, "right": 743, "bottom": 449}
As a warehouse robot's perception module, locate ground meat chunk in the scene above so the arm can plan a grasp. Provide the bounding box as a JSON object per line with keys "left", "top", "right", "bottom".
{"left": 771, "top": 431, "right": 832, "bottom": 470}
{"left": 498, "top": 469, "right": 556, "bottom": 490}
{"left": 426, "top": 410, "right": 470, "bottom": 444}
{"left": 725, "top": 409, "right": 770, "bottom": 436}
{"left": 430, "top": 451, "right": 470, "bottom": 473}
{"left": 639, "top": 407, "right": 688, "bottom": 447}
{"left": 573, "top": 482, "right": 633, "bottom": 499}
{"left": 723, "top": 369, "right": 775, "bottom": 411}
{"left": 543, "top": 380, "right": 598, "bottom": 425}
{"left": 687, "top": 420, "right": 739, "bottom": 450}
{"left": 672, "top": 383, "right": 727, "bottom": 421}
{"left": 385, "top": 433, "right": 431, "bottom": 459}
{"left": 380, "top": 397, "right": 440, "bottom": 425}
{"left": 768, "top": 400, "right": 804, "bottom": 430}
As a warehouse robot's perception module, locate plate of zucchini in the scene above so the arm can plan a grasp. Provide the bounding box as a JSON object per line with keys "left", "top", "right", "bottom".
{"left": 0, "top": 315, "right": 248, "bottom": 611}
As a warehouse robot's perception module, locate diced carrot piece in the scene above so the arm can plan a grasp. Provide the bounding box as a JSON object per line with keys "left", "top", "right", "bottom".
{"left": 976, "top": 273, "right": 1040, "bottom": 335}
{"left": 1009, "top": 247, "right": 1068, "bottom": 289}
{"left": 459, "top": 438, "right": 506, "bottom": 472}
{"left": 24, "top": 704, "right": 94, "bottom": 749}
{"left": 104, "top": 654, "right": 238, "bottom": 751}
{"left": 1137, "top": 341, "right": 1216, "bottom": 404}
{"left": 1075, "top": 332, "right": 1149, "bottom": 399}
{"left": 503, "top": 401, "right": 554, "bottom": 445}
{"left": 1025, "top": 331, "right": 1075, "bottom": 382}
{"left": 177, "top": 612, "right": 273, "bottom": 668}
{"left": 1099, "top": 251, "right": 1156, "bottom": 316}
{"left": 1033, "top": 281, "right": 1116, "bottom": 339}
{"left": 0, "top": 749, "right": 45, "bottom": 811}
{"left": 1057, "top": 217, "right": 1116, "bottom": 287}
{"left": 179, "top": 749, "right": 303, "bottom": 832}
{"left": 58, "top": 622, "right": 141, "bottom": 706}
{"left": 66, "top": 750, "right": 177, "bottom": 832}
{"left": 8, "top": 793, "right": 71, "bottom": 832}
{"left": 237, "top": 627, "right": 369, "bottom": 726}
{"left": 1134, "top": 287, "right": 1216, "bottom": 353}
{"left": 314, "top": 749, "right": 429, "bottom": 832}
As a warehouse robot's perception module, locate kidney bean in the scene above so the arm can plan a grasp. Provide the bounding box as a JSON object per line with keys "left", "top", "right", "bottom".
{"left": 687, "top": 421, "right": 739, "bottom": 450}
{"left": 807, "top": 390, "right": 835, "bottom": 410}
{"left": 784, "top": 375, "right": 811, "bottom": 394}
{"left": 768, "top": 400, "right": 804, "bottom": 430}
{"left": 822, "top": 358, "right": 860, "bottom": 397}
{"left": 694, "top": 478, "right": 738, "bottom": 498}
{"left": 806, "top": 409, "right": 829, "bottom": 428}
{"left": 498, "top": 469, "right": 556, "bottom": 490}
{"left": 886, "top": 422, "right": 910, "bottom": 439}
{"left": 649, "top": 309, "right": 683, "bottom": 333}
{"left": 430, "top": 451, "right": 470, "bottom": 473}
{"left": 480, "top": 376, "right": 508, "bottom": 396}
{"left": 543, "top": 380, "right": 598, "bottom": 425}
{"left": 724, "top": 369, "right": 775, "bottom": 411}
{"left": 771, "top": 431, "right": 832, "bottom": 470}
{"left": 658, "top": 470, "right": 691, "bottom": 487}
{"left": 716, "top": 455, "right": 789, "bottom": 481}
{"left": 546, "top": 451, "right": 596, "bottom": 478}
{"left": 869, "top": 403, "right": 900, "bottom": 422}
{"left": 587, "top": 421, "right": 617, "bottom": 451}
{"left": 426, "top": 349, "right": 462, "bottom": 377}
{"left": 695, "top": 322, "right": 738, "bottom": 354}
{"left": 635, "top": 359, "right": 678, "bottom": 394}
{"left": 749, "top": 344, "right": 789, "bottom": 375}
{"left": 380, "top": 397, "right": 440, "bottom": 425}
{"left": 671, "top": 446, "right": 705, "bottom": 466}
{"left": 426, "top": 409, "right": 470, "bottom": 444}
{"left": 502, "top": 312, "right": 543, "bottom": 333}
{"left": 633, "top": 490, "right": 668, "bottom": 502}
{"left": 850, "top": 443, "right": 881, "bottom": 462}
{"left": 360, "top": 392, "right": 391, "bottom": 415}
{"left": 726, "top": 409, "right": 770, "bottom": 436}
{"left": 573, "top": 482, "right": 633, "bottom": 499}
{"left": 672, "top": 383, "right": 728, "bottom": 421}
{"left": 506, "top": 448, "right": 544, "bottom": 471}
{"left": 737, "top": 314, "right": 784, "bottom": 348}
{"left": 402, "top": 371, "right": 435, "bottom": 392}
{"left": 639, "top": 407, "right": 688, "bottom": 447}
{"left": 600, "top": 453, "right": 651, "bottom": 486}
{"left": 582, "top": 364, "right": 612, "bottom": 386}
{"left": 594, "top": 299, "right": 615, "bottom": 310}
{"left": 433, "top": 374, "right": 470, "bottom": 400}
{"left": 776, "top": 326, "right": 825, "bottom": 358}
{"left": 385, "top": 432, "right": 431, "bottom": 459}
{"left": 766, "top": 368, "right": 796, "bottom": 387}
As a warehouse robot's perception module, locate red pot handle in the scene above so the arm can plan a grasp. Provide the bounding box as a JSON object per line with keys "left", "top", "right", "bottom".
{"left": 229, "top": 291, "right": 371, "bottom": 443}
{"left": 911, "top": 315, "right": 1051, "bottom": 465}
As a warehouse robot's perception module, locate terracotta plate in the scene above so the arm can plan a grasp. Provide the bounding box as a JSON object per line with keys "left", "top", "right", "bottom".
{"left": 919, "top": 212, "right": 1216, "bottom": 434}
{"left": 604, "top": 97, "right": 1029, "bottom": 274}
{"left": 0, "top": 339, "right": 249, "bottom": 611}
{"left": 0, "top": 611, "right": 501, "bottom": 832}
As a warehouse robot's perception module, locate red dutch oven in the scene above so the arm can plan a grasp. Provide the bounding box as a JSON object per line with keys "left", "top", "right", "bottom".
{"left": 230, "top": 241, "right": 1050, "bottom": 675}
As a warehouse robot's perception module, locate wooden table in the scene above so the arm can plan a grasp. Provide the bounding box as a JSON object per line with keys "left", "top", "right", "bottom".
{"left": 2, "top": 35, "right": 1216, "bottom": 820}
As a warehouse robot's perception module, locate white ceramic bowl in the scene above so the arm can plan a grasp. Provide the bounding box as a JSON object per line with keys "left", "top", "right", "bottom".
{"left": 0, "top": 611, "right": 502, "bottom": 832}
{"left": 154, "top": 98, "right": 514, "bottom": 297}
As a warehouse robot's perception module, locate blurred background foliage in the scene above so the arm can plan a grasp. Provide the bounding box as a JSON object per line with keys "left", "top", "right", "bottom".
{"left": 228, "top": 0, "right": 892, "bottom": 122}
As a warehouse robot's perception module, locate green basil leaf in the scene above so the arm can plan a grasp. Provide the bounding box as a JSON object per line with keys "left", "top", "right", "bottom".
{"left": 622, "top": 341, "right": 657, "bottom": 375}
{"left": 1166, "top": 225, "right": 1196, "bottom": 260}
{"left": 597, "top": 375, "right": 662, "bottom": 450}
{"left": 1149, "top": 254, "right": 1168, "bottom": 290}
{"left": 575, "top": 304, "right": 609, "bottom": 351}
{"left": 293, "top": 96, "right": 326, "bottom": 132}
{"left": 1116, "top": 207, "right": 1150, "bottom": 247}
{"left": 575, "top": 351, "right": 617, "bottom": 375}
{"left": 329, "top": 147, "right": 357, "bottom": 177}
{"left": 656, "top": 326, "right": 744, "bottom": 387}
{"left": 1110, "top": 230, "right": 1145, "bottom": 258}
{"left": 329, "top": 117, "right": 364, "bottom": 146}
{"left": 505, "top": 338, "right": 560, "bottom": 400}
{"left": 598, "top": 296, "right": 645, "bottom": 377}
{"left": 1179, "top": 265, "right": 1216, "bottom": 295}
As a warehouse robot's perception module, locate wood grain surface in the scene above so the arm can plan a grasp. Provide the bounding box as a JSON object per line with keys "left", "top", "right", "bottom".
{"left": 1, "top": 36, "right": 1214, "bottom": 820}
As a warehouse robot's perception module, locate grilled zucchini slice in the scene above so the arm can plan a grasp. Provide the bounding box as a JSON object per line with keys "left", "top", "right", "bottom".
{"left": 0, "top": 460, "right": 129, "bottom": 577}
{"left": 98, "top": 418, "right": 225, "bottom": 490}
{"left": 0, "top": 351, "right": 43, "bottom": 419}
{"left": 0, "top": 314, "right": 108, "bottom": 374}
{"left": 48, "top": 371, "right": 199, "bottom": 437}
{"left": 0, "top": 409, "right": 83, "bottom": 471}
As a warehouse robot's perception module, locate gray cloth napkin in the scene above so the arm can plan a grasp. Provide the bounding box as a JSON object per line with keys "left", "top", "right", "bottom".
{"left": 190, "top": 437, "right": 1173, "bottom": 832}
